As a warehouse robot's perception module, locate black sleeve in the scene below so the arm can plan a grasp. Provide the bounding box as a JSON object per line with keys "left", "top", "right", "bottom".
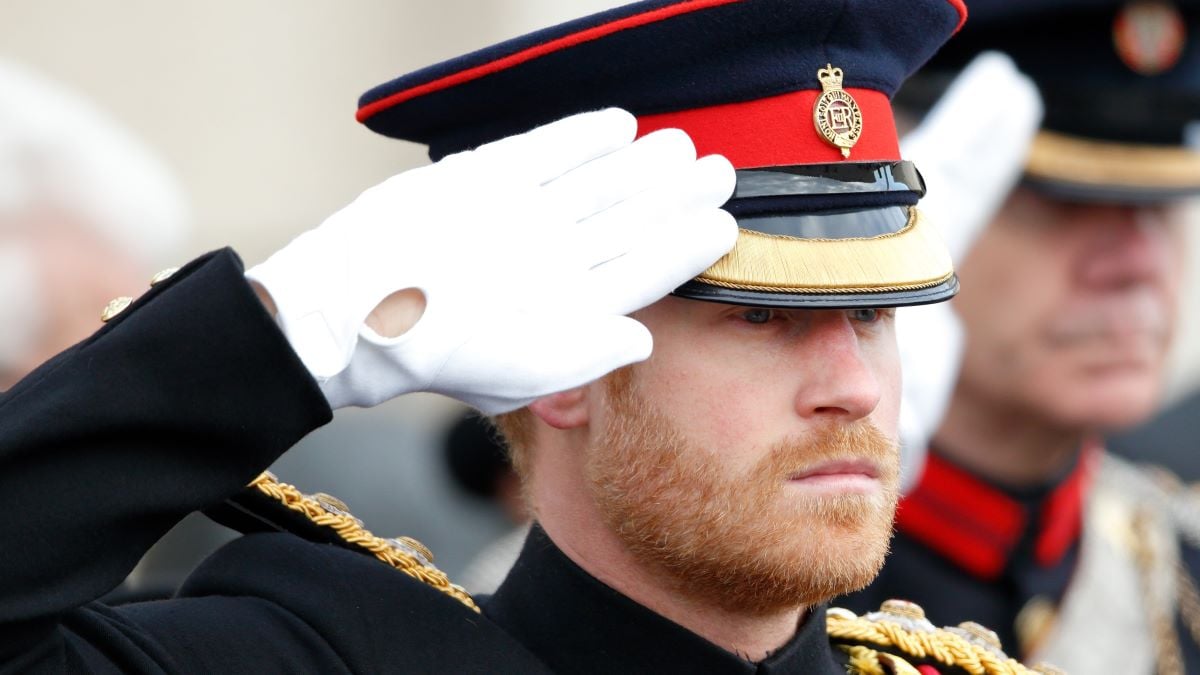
{"left": 0, "top": 248, "right": 334, "bottom": 667}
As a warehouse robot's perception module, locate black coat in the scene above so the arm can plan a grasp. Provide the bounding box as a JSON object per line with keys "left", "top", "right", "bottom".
{"left": 0, "top": 249, "right": 855, "bottom": 674}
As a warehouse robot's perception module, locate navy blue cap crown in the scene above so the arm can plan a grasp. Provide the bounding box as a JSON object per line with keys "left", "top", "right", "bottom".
{"left": 357, "top": 0, "right": 965, "bottom": 161}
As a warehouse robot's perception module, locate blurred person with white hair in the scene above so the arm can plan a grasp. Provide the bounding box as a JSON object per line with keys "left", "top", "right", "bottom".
{"left": 0, "top": 60, "right": 190, "bottom": 391}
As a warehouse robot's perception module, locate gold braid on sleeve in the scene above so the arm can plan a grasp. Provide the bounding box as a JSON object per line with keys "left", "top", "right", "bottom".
{"left": 249, "top": 472, "right": 480, "bottom": 613}
{"left": 827, "top": 601, "right": 1065, "bottom": 675}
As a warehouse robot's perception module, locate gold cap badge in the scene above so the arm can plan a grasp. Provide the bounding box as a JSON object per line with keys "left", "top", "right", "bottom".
{"left": 813, "top": 64, "right": 863, "bottom": 158}
{"left": 1113, "top": 0, "right": 1186, "bottom": 76}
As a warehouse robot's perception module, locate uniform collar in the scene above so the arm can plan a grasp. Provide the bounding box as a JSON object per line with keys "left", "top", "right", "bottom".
{"left": 482, "top": 524, "right": 846, "bottom": 675}
{"left": 895, "top": 440, "right": 1101, "bottom": 580}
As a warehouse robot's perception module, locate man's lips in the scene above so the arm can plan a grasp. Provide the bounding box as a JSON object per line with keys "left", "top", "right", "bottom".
{"left": 788, "top": 459, "right": 881, "bottom": 492}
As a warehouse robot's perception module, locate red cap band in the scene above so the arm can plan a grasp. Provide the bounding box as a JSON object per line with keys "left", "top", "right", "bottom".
{"left": 637, "top": 88, "right": 899, "bottom": 168}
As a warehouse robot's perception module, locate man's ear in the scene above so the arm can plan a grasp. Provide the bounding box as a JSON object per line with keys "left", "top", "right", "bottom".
{"left": 528, "top": 386, "right": 590, "bottom": 429}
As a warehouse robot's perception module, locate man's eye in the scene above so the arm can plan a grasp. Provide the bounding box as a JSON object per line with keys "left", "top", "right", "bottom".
{"left": 849, "top": 308, "right": 880, "bottom": 323}
{"left": 742, "top": 308, "right": 774, "bottom": 324}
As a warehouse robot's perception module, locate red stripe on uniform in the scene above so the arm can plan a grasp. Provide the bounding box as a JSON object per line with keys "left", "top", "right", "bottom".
{"left": 1034, "top": 440, "right": 1099, "bottom": 568}
{"left": 356, "top": 0, "right": 744, "bottom": 123}
{"left": 896, "top": 454, "right": 1025, "bottom": 580}
{"left": 637, "top": 88, "right": 899, "bottom": 167}
{"left": 896, "top": 494, "right": 1013, "bottom": 580}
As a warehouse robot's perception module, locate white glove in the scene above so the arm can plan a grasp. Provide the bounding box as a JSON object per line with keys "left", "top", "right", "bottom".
{"left": 898, "top": 53, "right": 1043, "bottom": 492}
{"left": 248, "top": 108, "right": 737, "bottom": 414}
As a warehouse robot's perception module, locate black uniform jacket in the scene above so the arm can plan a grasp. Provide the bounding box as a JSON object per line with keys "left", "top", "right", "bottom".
{"left": 0, "top": 249, "right": 848, "bottom": 674}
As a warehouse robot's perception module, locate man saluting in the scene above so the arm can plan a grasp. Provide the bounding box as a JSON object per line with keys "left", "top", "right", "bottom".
{"left": 0, "top": 1, "right": 1048, "bottom": 672}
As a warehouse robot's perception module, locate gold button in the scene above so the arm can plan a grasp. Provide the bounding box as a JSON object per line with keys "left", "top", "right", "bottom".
{"left": 394, "top": 535, "right": 435, "bottom": 563}
{"left": 825, "top": 607, "right": 858, "bottom": 621}
{"left": 149, "top": 267, "right": 180, "bottom": 287}
{"left": 311, "top": 492, "right": 351, "bottom": 515}
{"left": 879, "top": 599, "right": 927, "bottom": 621}
{"left": 1015, "top": 595, "right": 1057, "bottom": 657}
{"left": 957, "top": 621, "right": 1003, "bottom": 650}
{"left": 387, "top": 536, "right": 435, "bottom": 566}
{"left": 101, "top": 296, "right": 134, "bottom": 322}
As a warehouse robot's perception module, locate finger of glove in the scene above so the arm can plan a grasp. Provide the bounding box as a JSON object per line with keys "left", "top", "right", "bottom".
{"left": 566, "top": 153, "right": 736, "bottom": 270}
{"left": 904, "top": 52, "right": 1040, "bottom": 170}
{"left": 576, "top": 206, "right": 738, "bottom": 316}
{"left": 895, "top": 302, "right": 966, "bottom": 493}
{"left": 896, "top": 302, "right": 964, "bottom": 438}
{"left": 897, "top": 403, "right": 929, "bottom": 495}
{"left": 439, "top": 313, "right": 653, "bottom": 415}
{"left": 471, "top": 108, "right": 638, "bottom": 186}
{"left": 903, "top": 52, "right": 1042, "bottom": 262}
{"left": 540, "top": 127, "right": 698, "bottom": 225}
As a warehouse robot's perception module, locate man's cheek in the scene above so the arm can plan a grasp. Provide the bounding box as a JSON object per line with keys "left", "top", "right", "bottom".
{"left": 872, "top": 351, "right": 903, "bottom": 437}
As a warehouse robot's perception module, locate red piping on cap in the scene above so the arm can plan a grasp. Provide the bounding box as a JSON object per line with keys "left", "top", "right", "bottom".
{"left": 356, "top": 0, "right": 744, "bottom": 123}
{"left": 946, "top": 0, "right": 967, "bottom": 32}
{"left": 637, "top": 88, "right": 899, "bottom": 167}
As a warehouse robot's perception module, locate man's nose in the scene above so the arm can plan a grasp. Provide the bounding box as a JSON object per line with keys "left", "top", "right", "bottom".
{"left": 1077, "top": 205, "right": 1177, "bottom": 289}
{"left": 792, "top": 313, "right": 883, "bottom": 422}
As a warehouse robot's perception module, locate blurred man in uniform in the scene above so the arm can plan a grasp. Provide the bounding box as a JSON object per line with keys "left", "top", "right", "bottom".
{"left": 842, "top": 1, "right": 1200, "bottom": 673}
{"left": 0, "top": 60, "right": 189, "bottom": 391}
{"left": 0, "top": 1, "right": 1050, "bottom": 672}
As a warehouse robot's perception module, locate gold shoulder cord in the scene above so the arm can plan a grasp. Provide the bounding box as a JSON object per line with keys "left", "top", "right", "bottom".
{"left": 1167, "top": 473, "right": 1200, "bottom": 663}
{"left": 1120, "top": 461, "right": 1200, "bottom": 675}
{"left": 1176, "top": 560, "right": 1200, "bottom": 658}
{"left": 827, "top": 601, "right": 1064, "bottom": 675}
{"left": 249, "top": 472, "right": 480, "bottom": 613}
{"left": 1130, "top": 507, "right": 1184, "bottom": 675}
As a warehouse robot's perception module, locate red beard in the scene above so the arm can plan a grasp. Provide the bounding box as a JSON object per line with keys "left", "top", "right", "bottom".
{"left": 587, "top": 369, "right": 900, "bottom": 615}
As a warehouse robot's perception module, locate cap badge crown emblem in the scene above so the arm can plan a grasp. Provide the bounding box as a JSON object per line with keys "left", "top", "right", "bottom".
{"left": 813, "top": 64, "right": 863, "bottom": 159}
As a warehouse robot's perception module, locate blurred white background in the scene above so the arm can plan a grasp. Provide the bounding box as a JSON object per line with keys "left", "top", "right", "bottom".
{"left": 2, "top": 1, "right": 618, "bottom": 264}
